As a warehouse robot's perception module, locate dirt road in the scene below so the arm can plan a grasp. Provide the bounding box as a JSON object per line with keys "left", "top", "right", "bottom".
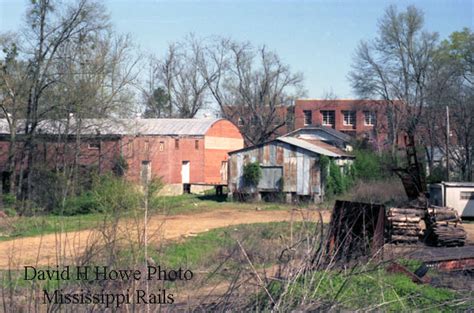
{"left": 0, "top": 208, "right": 326, "bottom": 269}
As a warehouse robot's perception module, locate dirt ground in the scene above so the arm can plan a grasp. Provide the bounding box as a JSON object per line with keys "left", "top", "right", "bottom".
{"left": 0, "top": 210, "right": 472, "bottom": 270}
{"left": 0, "top": 208, "right": 326, "bottom": 269}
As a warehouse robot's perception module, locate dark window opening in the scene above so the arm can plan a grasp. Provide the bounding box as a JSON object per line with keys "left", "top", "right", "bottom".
{"left": 88, "top": 142, "right": 100, "bottom": 150}
{"left": 175, "top": 139, "right": 179, "bottom": 149}
{"left": 303, "top": 110, "right": 312, "bottom": 126}
{"left": 195, "top": 140, "right": 199, "bottom": 149}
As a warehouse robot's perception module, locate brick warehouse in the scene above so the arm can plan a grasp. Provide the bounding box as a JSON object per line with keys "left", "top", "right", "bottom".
{"left": 0, "top": 118, "right": 244, "bottom": 195}
{"left": 224, "top": 99, "right": 405, "bottom": 149}
{"left": 294, "top": 99, "right": 405, "bottom": 149}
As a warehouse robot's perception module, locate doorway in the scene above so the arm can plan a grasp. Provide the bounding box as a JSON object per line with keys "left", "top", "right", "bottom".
{"left": 181, "top": 161, "right": 190, "bottom": 184}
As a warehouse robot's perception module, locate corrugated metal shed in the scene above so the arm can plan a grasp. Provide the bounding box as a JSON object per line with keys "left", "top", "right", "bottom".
{"left": 0, "top": 118, "right": 221, "bottom": 136}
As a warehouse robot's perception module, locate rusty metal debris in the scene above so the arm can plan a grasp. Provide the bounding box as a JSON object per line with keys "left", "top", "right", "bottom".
{"left": 386, "top": 262, "right": 431, "bottom": 284}
{"left": 326, "top": 200, "right": 385, "bottom": 261}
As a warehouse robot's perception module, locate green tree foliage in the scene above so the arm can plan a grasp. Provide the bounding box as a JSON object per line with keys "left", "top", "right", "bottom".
{"left": 243, "top": 162, "right": 262, "bottom": 186}
{"left": 143, "top": 87, "right": 171, "bottom": 118}
{"left": 321, "top": 155, "right": 355, "bottom": 197}
{"left": 352, "top": 149, "right": 386, "bottom": 181}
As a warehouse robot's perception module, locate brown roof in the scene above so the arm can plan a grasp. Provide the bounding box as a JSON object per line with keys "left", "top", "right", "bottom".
{"left": 299, "top": 139, "right": 353, "bottom": 157}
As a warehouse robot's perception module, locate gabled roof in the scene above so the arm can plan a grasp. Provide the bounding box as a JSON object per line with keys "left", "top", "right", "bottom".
{"left": 0, "top": 118, "right": 222, "bottom": 136}
{"left": 277, "top": 137, "right": 343, "bottom": 157}
{"left": 283, "top": 126, "right": 352, "bottom": 143}
{"left": 229, "top": 136, "right": 354, "bottom": 159}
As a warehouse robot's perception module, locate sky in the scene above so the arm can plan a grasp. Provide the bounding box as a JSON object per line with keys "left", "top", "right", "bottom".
{"left": 0, "top": 0, "right": 472, "bottom": 99}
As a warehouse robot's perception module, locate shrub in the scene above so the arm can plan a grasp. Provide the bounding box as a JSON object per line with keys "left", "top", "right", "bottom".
{"left": 112, "top": 155, "right": 129, "bottom": 177}
{"left": 57, "top": 191, "right": 99, "bottom": 216}
{"left": 426, "top": 165, "right": 445, "bottom": 184}
{"left": 3, "top": 207, "right": 16, "bottom": 217}
{"left": 243, "top": 162, "right": 262, "bottom": 186}
{"left": 91, "top": 174, "right": 141, "bottom": 214}
{"left": 2, "top": 193, "right": 16, "bottom": 207}
{"left": 322, "top": 156, "right": 354, "bottom": 198}
{"left": 352, "top": 148, "right": 392, "bottom": 181}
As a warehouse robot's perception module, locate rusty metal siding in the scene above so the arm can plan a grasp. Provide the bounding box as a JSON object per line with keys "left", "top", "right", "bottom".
{"left": 258, "top": 166, "right": 283, "bottom": 190}
{"left": 311, "top": 158, "right": 321, "bottom": 194}
{"left": 296, "top": 149, "right": 311, "bottom": 195}
{"left": 229, "top": 140, "right": 324, "bottom": 196}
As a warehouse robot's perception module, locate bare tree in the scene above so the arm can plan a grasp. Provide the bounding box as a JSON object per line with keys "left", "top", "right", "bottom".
{"left": 349, "top": 5, "right": 438, "bottom": 156}
{"left": 0, "top": 34, "right": 29, "bottom": 194}
{"left": 0, "top": 0, "right": 140, "bottom": 207}
{"left": 201, "top": 38, "right": 304, "bottom": 145}
{"left": 148, "top": 37, "right": 209, "bottom": 118}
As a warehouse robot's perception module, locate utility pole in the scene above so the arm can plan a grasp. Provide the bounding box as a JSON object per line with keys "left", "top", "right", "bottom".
{"left": 446, "top": 106, "right": 450, "bottom": 181}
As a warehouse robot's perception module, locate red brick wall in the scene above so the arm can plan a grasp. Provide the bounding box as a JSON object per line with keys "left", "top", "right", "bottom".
{"left": 204, "top": 119, "right": 244, "bottom": 184}
{"left": 0, "top": 137, "right": 121, "bottom": 174}
{"left": 0, "top": 119, "right": 244, "bottom": 188}
{"left": 122, "top": 136, "right": 206, "bottom": 184}
{"left": 295, "top": 100, "right": 395, "bottom": 147}
{"left": 122, "top": 119, "right": 243, "bottom": 185}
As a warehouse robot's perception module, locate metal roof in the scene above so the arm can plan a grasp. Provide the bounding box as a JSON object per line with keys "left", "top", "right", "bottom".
{"left": 438, "top": 182, "right": 474, "bottom": 188}
{"left": 283, "top": 126, "right": 352, "bottom": 143}
{"left": 277, "top": 137, "right": 344, "bottom": 157}
{"left": 0, "top": 118, "right": 222, "bottom": 136}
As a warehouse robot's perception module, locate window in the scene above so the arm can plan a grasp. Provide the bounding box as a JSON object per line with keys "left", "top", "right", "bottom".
{"left": 144, "top": 140, "right": 150, "bottom": 154}
{"left": 159, "top": 141, "right": 164, "bottom": 152}
{"left": 237, "top": 118, "right": 244, "bottom": 127}
{"left": 364, "top": 111, "right": 376, "bottom": 126}
{"left": 342, "top": 111, "right": 356, "bottom": 126}
{"left": 321, "top": 110, "right": 335, "bottom": 126}
{"left": 88, "top": 142, "right": 100, "bottom": 150}
{"left": 175, "top": 139, "right": 179, "bottom": 149}
{"left": 460, "top": 191, "right": 474, "bottom": 200}
{"left": 195, "top": 140, "right": 199, "bottom": 150}
{"left": 303, "top": 110, "right": 312, "bottom": 126}
{"left": 127, "top": 140, "right": 134, "bottom": 155}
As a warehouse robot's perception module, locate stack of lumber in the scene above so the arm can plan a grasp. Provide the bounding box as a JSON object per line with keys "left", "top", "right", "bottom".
{"left": 425, "top": 207, "right": 466, "bottom": 247}
{"left": 387, "top": 207, "right": 425, "bottom": 244}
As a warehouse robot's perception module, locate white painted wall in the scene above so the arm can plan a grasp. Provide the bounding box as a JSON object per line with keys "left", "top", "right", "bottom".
{"left": 445, "top": 187, "right": 474, "bottom": 218}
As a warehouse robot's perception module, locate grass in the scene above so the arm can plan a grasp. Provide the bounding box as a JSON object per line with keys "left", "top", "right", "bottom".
{"left": 149, "top": 222, "right": 468, "bottom": 311}
{"left": 0, "top": 194, "right": 294, "bottom": 241}
{"left": 153, "top": 222, "right": 315, "bottom": 270}
{"left": 264, "top": 268, "right": 464, "bottom": 312}
{"left": 0, "top": 213, "right": 103, "bottom": 241}
{"left": 2, "top": 221, "right": 468, "bottom": 311}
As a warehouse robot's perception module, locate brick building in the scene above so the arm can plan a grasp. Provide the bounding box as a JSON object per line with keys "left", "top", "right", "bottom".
{"left": 0, "top": 118, "right": 244, "bottom": 195}
{"left": 294, "top": 99, "right": 400, "bottom": 149}
{"left": 223, "top": 105, "right": 294, "bottom": 143}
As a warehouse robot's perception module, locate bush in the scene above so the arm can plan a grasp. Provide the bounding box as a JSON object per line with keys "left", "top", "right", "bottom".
{"left": 426, "top": 165, "right": 445, "bottom": 184}
{"left": 353, "top": 149, "right": 391, "bottom": 180}
{"left": 57, "top": 192, "right": 99, "bottom": 216}
{"left": 322, "top": 156, "right": 354, "bottom": 198}
{"left": 3, "top": 207, "right": 16, "bottom": 217}
{"left": 91, "top": 174, "right": 141, "bottom": 214}
{"left": 243, "top": 162, "right": 262, "bottom": 186}
{"left": 55, "top": 174, "right": 149, "bottom": 216}
{"left": 2, "top": 193, "right": 16, "bottom": 207}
